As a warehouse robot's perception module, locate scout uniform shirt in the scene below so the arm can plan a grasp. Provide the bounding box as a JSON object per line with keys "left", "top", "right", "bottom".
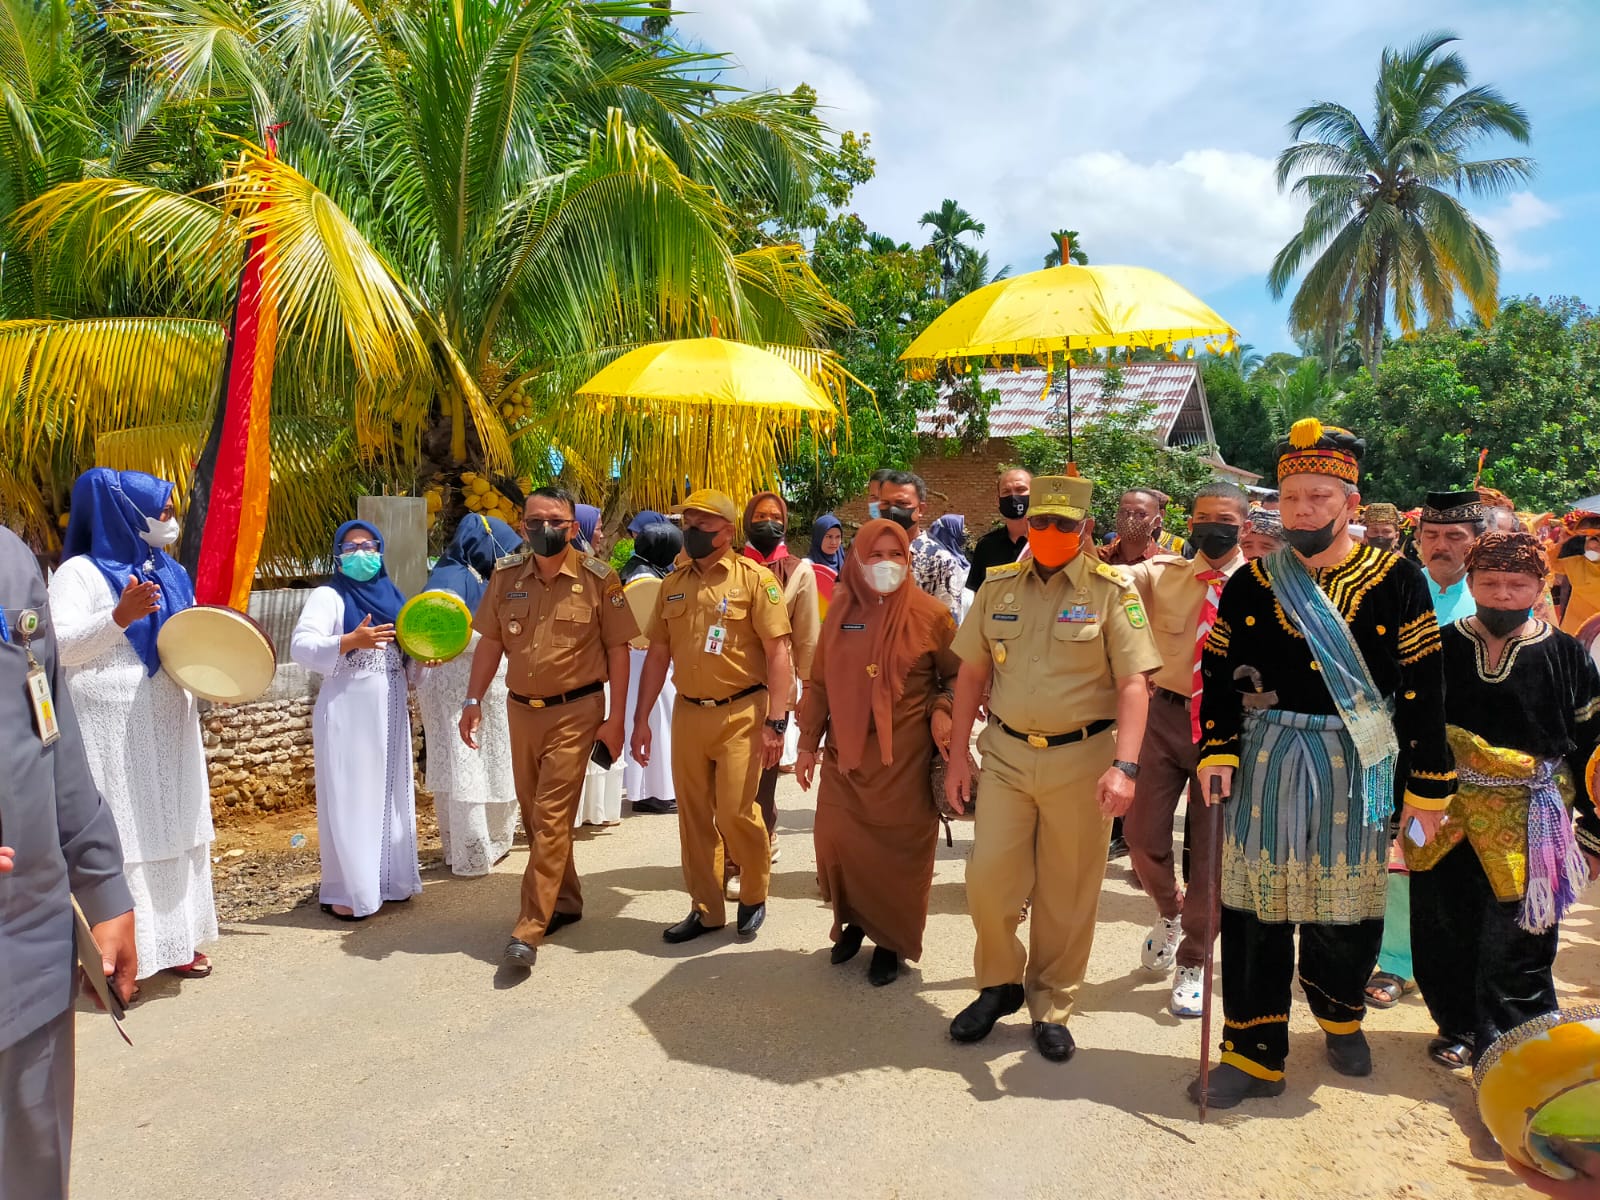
{"left": 646, "top": 548, "right": 792, "bottom": 700}
{"left": 953, "top": 552, "right": 1161, "bottom": 734}
{"left": 1126, "top": 549, "right": 1247, "bottom": 696}
{"left": 476, "top": 545, "right": 637, "bottom": 697}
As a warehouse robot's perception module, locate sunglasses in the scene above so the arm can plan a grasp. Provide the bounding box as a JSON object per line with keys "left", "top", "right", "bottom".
{"left": 1026, "top": 516, "right": 1081, "bottom": 533}
{"left": 525, "top": 518, "right": 573, "bottom": 531}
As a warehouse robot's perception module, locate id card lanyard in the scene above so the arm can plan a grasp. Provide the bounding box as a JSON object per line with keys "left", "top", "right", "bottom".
{"left": 2, "top": 603, "right": 59, "bottom": 747}
{"left": 704, "top": 596, "right": 729, "bottom": 656}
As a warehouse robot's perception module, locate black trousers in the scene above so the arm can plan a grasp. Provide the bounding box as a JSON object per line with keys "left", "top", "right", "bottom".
{"left": 1409, "top": 840, "right": 1559, "bottom": 1052}
{"left": 1219, "top": 906, "right": 1383, "bottom": 1079}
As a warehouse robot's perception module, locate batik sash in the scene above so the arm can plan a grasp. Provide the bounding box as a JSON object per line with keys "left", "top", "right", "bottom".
{"left": 1264, "top": 548, "right": 1398, "bottom": 828}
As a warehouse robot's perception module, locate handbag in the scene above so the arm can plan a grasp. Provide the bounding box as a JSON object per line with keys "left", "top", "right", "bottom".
{"left": 930, "top": 747, "right": 979, "bottom": 845}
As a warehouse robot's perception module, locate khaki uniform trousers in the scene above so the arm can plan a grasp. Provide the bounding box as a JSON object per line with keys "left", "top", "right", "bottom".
{"left": 672, "top": 691, "right": 770, "bottom": 925}
{"left": 506, "top": 692, "right": 603, "bottom": 944}
{"left": 968, "top": 721, "right": 1115, "bottom": 1024}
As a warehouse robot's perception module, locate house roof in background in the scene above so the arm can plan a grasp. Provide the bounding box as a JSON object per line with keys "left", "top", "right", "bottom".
{"left": 922, "top": 363, "right": 1207, "bottom": 442}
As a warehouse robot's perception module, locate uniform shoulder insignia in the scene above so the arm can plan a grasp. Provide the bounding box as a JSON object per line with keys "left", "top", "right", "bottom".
{"left": 581, "top": 554, "right": 611, "bottom": 579}
{"left": 1094, "top": 561, "right": 1132, "bottom": 586}
{"left": 1122, "top": 590, "right": 1148, "bottom": 629}
{"left": 494, "top": 552, "right": 527, "bottom": 571}
{"left": 986, "top": 560, "right": 1025, "bottom": 579}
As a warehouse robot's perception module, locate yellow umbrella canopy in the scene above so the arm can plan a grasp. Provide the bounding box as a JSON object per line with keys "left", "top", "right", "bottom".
{"left": 565, "top": 337, "right": 848, "bottom": 511}
{"left": 901, "top": 263, "right": 1238, "bottom": 363}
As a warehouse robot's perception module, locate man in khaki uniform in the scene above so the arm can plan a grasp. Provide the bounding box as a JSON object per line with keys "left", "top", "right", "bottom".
{"left": 630, "top": 489, "right": 793, "bottom": 942}
{"left": 1124, "top": 481, "right": 1250, "bottom": 1019}
{"left": 462, "top": 486, "right": 636, "bottom": 968}
{"left": 944, "top": 474, "right": 1161, "bottom": 1062}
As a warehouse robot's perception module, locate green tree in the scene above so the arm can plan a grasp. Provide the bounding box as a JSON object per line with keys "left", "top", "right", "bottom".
{"left": 1262, "top": 359, "right": 1337, "bottom": 438}
{"left": 1333, "top": 297, "right": 1600, "bottom": 508}
{"left": 1043, "top": 229, "right": 1087, "bottom": 267}
{"left": 918, "top": 198, "right": 985, "bottom": 297}
{"left": 949, "top": 249, "right": 1009, "bottom": 300}
{"left": 1268, "top": 31, "right": 1533, "bottom": 371}
{"left": 1202, "top": 361, "right": 1276, "bottom": 478}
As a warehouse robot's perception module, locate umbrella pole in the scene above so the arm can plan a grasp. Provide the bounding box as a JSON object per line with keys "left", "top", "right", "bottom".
{"left": 1065, "top": 361, "right": 1076, "bottom": 472}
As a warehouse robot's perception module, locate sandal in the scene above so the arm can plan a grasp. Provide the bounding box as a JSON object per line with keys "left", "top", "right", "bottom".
{"left": 320, "top": 902, "right": 367, "bottom": 923}
{"left": 168, "top": 953, "right": 212, "bottom": 979}
{"left": 1364, "top": 970, "right": 1412, "bottom": 1009}
{"left": 1428, "top": 1035, "right": 1474, "bottom": 1069}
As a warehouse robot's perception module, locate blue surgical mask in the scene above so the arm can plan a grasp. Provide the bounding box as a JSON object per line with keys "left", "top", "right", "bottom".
{"left": 867, "top": 501, "right": 881, "bottom": 520}
{"left": 339, "top": 549, "right": 383, "bottom": 582}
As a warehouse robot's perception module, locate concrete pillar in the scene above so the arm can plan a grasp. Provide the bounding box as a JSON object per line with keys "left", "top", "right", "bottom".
{"left": 357, "top": 495, "right": 428, "bottom": 599}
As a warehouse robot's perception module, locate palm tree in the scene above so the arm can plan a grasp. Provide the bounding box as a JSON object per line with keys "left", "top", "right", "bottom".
{"left": 1268, "top": 31, "right": 1532, "bottom": 372}
{"left": 918, "top": 199, "right": 984, "bottom": 296}
{"left": 1204, "top": 341, "right": 1263, "bottom": 378}
{"left": 1264, "top": 359, "right": 1336, "bottom": 438}
{"left": 864, "top": 231, "right": 911, "bottom": 254}
{"left": 1043, "top": 229, "right": 1087, "bottom": 267}
{"left": 949, "top": 250, "right": 1010, "bottom": 300}
{"left": 2, "top": 0, "right": 850, "bottom": 559}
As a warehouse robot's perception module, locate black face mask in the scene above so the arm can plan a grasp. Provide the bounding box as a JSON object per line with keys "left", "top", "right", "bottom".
{"left": 1476, "top": 605, "right": 1530, "bottom": 637}
{"left": 1367, "top": 536, "right": 1396, "bottom": 552}
{"left": 1283, "top": 514, "right": 1342, "bottom": 558}
{"left": 527, "top": 526, "right": 568, "bottom": 558}
{"left": 683, "top": 525, "right": 720, "bottom": 560}
{"left": 998, "top": 494, "right": 1029, "bottom": 521}
{"left": 1190, "top": 522, "right": 1241, "bottom": 560}
{"left": 747, "top": 520, "right": 785, "bottom": 555}
{"left": 884, "top": 504, "right": 917, "bottom": 531}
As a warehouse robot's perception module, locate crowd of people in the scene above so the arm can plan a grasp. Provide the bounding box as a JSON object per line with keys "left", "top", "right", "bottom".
{"left": 5, "top": 423, "right": 1600, "bottom": 1196}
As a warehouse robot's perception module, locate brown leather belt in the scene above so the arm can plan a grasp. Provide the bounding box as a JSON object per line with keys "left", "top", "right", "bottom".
{"left": 508, "top": 680, "right": 604, "bottom": 709}
{"left": 992, "top": 716, "right": 1114, "bottom": 748}
{"left": 678, "top": 683, "right": 765, "bottom": 709}
{"left": 1154, "top": 687, "right": 1191, "bottom": 706}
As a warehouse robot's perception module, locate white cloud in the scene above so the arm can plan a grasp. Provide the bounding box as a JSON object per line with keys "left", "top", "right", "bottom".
{"left": 1478, "top": 191, "right": 1560, "bottom": 271}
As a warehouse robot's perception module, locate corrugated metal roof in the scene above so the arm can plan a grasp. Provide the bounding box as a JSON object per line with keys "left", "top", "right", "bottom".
{"left": 922, "top": 363, "right": 1204, "bottom": 442}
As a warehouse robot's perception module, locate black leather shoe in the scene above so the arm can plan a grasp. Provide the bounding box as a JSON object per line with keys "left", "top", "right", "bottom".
{"left": 736, "top": 902, "right": 766, "bottom": 937}
{"left": 544, "top": 910, "right": 582, "bottom": 937}
{"left": 831, "top": 924, "right": 866, "bottom": 965}
{"left": 867, "top": 947, "right": 899, "bottom": 987}
{"left": 1187, "top": 1062, "right": 1287, "bottom": 1109}
{"left": 949, "top": 983, "right": 1026, "bottom": 1043}
{"left": 1106, "top": 835, "right": 1130, "bottom": 862}
{"left": 662, "top": 912, "right": 724, "bottom": 943}
{"left": 1032, "top": 1021, "right": 1076, "bottom": 1062}
{"left": 1325, "top": 1029, "right": 1372, "bottom": 1077}
{"left": 502, "top": 938, "right": 537, "bottom": 968}
{"left": 632, "top": 797, "right": 678, "bottom": 814}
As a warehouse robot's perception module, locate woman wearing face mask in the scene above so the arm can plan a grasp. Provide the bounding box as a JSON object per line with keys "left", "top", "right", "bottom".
{"left": 50, "top": 468, "right": 218, "bottom": 982}
{"left": 290, "top": 521, "right": 423, "bottom": 919}
{"left": 620, "top": 522, "right": 684, "bottom": 815}
{"left": 417, "top": 514, "right": 523, "bottom": 876}
{"left": 725, "top": 491, "right": 820, "bottom": 893}
{"left": 795, "top": 519, "right": 962, "bottom": 986}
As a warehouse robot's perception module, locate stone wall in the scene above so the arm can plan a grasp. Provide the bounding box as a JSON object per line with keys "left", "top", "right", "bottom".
{"left": 204, "top": 696, "right": 317, "bottom": 820}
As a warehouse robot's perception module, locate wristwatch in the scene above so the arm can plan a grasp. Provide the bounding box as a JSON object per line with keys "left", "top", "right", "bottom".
{"left": 461, "top": 698, "right": 481, "bottom": 710}
{"left": 765, "top": 717, "right": 789, "bottom": 735}
{"left": 1112, "top": 759, "right": 1140, "bottom": 780}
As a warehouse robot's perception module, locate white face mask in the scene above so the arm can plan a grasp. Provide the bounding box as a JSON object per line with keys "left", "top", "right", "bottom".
{"left": 140, "top": 516, "right": 180, "bottom": 548}
{"left": 866, "top": 560, "right": 907, "bottom": 594}
{"left": 1586, "top": 549, "right": 1600, "bottom": 564}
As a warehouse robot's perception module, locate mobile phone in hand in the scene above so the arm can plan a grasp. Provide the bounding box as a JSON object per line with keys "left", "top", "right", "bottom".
{"left": 590, "top": 740, "right": 615, "bottom": 771}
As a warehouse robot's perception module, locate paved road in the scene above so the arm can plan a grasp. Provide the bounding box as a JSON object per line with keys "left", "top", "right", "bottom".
{"left": 73, "top": 780, "right": 1594, "bottom": 1199}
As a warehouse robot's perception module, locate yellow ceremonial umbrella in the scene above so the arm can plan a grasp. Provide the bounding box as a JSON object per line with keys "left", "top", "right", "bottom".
{"left": 901, "top": 253, "right": 1237, "bottom": 464}
{"left": 568, "top": 336, "right": 850, "bottom": 510}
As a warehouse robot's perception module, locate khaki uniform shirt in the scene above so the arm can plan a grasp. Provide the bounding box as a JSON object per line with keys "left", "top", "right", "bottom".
{"left": 952, "top": 553, "right": 1161, "bottom": 734}
{"left": 477, "top": 547, "right": 637, "bottom": 696}
{"left": 646, "top": 548, "right": 792, "bottom": 700}
{"left": 1126, "top": 550, "right": 1246, "bottom": 697}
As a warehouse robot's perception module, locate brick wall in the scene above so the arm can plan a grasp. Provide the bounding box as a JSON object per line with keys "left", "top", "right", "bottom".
{"left": 832, "top": 438, "right": 1019, "bottom": 543}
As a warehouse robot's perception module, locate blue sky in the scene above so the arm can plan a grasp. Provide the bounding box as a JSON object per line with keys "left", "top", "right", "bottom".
{"left": 672, "top": 0, "right": 1600, "bottom": 355}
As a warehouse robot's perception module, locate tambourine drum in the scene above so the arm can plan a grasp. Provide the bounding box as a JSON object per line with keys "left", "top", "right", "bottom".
{"left": 157, "top": 605, "right": 277, "bottom": 704}
{"left": 395, "top": 590, "right": 473, "bottom": 664}
{"left": 624, "top": 576, "right": 661, "bottom": 651}
{"left": 1475, "top": 1003, "right": 1600, "bottom": 1179}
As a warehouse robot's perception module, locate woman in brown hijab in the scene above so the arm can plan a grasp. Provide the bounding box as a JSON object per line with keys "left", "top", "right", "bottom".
{"left": 796, "top": 518, "right": 961, "bottom": 985}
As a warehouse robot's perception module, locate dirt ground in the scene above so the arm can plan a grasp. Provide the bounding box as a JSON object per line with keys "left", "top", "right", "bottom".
{"left": 72, "top": 780, "right": 1597, "bottom": 1200}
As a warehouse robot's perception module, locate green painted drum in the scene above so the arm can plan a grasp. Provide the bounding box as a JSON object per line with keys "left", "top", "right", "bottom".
{"left": 396, "top": 589, "right": 474, "bottom": 664}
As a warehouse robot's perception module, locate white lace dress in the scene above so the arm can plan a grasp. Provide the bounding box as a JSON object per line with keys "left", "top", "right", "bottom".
{"left": 48, "top": 556, "right": 218, "bottom": 977}
{"left": 622, "top": 647, "right": 676, "bottom": 806}
{"left": 291, "top": 587, "right": 422, "bottom": 916}
{"left": 574, "top": 681, "right": 625, "bottom": 826}
{"left": 416, "top": 633, "right": 519, "bottom": 875}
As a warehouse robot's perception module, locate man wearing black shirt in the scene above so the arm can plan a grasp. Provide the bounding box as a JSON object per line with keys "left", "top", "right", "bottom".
{"left": 964, "top": 467, "right": 1032, "bottom": 594}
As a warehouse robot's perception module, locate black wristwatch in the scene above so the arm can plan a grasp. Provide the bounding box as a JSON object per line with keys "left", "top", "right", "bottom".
{"left": 1112, "top": 759, "right": 1140, "bottom": 780}
{"left": 765, "top": 717, "right": 789, "bottom": 735}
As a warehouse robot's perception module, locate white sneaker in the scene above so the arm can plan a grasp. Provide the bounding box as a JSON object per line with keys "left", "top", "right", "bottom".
{"left": 1170, "top": 965, "right": 1205, "bottom": 1018}
{"left": 724, "top": 875, "right": 741, "bottom": 901}
{"left": 1140, "top": 916, "right": 1182, "bottom": 972}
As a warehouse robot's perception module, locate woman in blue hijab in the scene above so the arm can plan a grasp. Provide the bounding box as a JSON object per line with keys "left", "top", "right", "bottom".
{"left": 928, "top": 513, "right": 970, "bottom": 571}
{"left": 418, "top": 515, "right": 522, "bottom": 876}
{"left": 807, "top": 513, "right": 846, "bottom": 574}
{"left": 574, "top": 504, "right": 602, "bottom": 554}
{"left": 291, "top": 520, "right": 422, "bottom": 919}
{"left": 49, "top": 467, "right": 218, "bottom": 980}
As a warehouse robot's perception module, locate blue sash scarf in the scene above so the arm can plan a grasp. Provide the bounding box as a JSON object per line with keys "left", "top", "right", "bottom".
{"left": 1264, "top": 548, "right": 1398, "bottom": 828}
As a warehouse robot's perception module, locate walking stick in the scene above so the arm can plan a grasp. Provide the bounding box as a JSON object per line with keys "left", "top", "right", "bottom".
{"left": 1198, "top": 772, "right": 1224, "bottom": 1121}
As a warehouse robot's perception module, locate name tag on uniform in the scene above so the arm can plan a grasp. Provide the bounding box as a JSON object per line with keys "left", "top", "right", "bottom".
{"left": 27, "top": 665, "right": 60, "bottom": 746}
{"left": 704, "top": 624, "right": 727, "bottom": 655}
{"left": 506, "top": 591, "right": 527, "bottom": 599}
{"left": 841, "top": 623, "right": 866, "bottom": 631}
{"left": 1058, "top": 605, "right": 1096, "bottom": 624}
{"left": 666, "top": 593, "right": 685, "bottom": 602}
{"left": 991, "top": 613, "right": 1019, "bottom": 622}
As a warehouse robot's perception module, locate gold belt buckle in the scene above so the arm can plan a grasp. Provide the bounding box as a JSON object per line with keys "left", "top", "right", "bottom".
{"left": 699, "top": 698, "right": 717, "bottom": 708}
{"left": 1027, "top": 733, "right": 1048, "bottom": 748}
{"left": 529, "top": 698, "right": 546, "bottom": 709}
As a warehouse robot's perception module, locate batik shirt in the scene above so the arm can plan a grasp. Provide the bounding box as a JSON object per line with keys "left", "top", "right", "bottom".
{"left": 910, "top": 533, "right": 963, "bottom": 623}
